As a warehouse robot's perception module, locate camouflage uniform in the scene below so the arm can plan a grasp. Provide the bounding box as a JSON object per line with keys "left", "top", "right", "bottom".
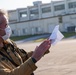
{"left": 0, "top": 39, "right": 37, "bottom": 75}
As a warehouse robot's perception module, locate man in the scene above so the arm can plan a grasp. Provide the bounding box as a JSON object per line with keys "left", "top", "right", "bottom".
{"left": 0, "top": 9, "right": 51, "bottom": 75}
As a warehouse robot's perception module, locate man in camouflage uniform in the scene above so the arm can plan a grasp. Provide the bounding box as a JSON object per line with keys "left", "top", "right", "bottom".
{"left": 0, "top": 9, "right": 51, "bottom": 75}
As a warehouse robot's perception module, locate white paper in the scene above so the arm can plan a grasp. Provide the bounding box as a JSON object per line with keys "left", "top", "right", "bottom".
{"left": 49, "top": 25, "right": 64, "bottom": 45}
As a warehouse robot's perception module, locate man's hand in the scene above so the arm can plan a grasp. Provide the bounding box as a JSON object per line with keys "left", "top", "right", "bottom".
{"left": 32, "top": 39, "right": 51, "bottom": 62}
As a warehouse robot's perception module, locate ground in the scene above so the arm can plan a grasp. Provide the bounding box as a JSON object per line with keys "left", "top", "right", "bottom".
{"left": 17, "top": 39, "right": 76, "bottom": 75}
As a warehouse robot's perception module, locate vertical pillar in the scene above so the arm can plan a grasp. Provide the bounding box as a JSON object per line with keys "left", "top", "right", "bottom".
{"left": 16, "top": 9, "right": 20, "bottom": 22}
{"left": 51, "top": 1, "right": 55, "bottom": 16}
{"left": 38, "top": 4, "right": 42, "bottom": 19}
{"left": 27, "top": 6, "right": 30, "bottom": 20}
{"left": 64, "top": 0, "right": 68, "bottom": 14}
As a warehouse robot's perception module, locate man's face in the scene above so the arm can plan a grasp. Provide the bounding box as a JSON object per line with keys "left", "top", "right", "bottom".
{"left": 0, "top": 15, "right": 8, "bottom": 36}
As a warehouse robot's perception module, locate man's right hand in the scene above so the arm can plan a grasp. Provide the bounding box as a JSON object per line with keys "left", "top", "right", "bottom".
{"left": 32, "top": 39, "right": 51, "bottom": 62}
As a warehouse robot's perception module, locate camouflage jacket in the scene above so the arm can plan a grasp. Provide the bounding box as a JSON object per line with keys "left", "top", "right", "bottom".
{"left": 0, "top": 39, "right": 37, "bottom": 75}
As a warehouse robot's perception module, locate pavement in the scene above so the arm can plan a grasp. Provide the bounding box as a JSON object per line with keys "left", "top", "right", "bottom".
{"left": 17, "top": 38, "right": 76, "bottom": 75}
{"left": 15, "top": 34, "right": 76, "bottom": 75}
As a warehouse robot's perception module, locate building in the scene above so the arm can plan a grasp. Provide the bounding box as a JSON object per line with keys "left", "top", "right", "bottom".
{"left": 8, "top": 0, "right": 76, "bottom": 36}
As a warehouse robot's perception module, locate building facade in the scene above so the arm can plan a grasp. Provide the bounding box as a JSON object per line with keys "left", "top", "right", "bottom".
{"left": 8, "top": 0, "right": 76, "bottom": 36}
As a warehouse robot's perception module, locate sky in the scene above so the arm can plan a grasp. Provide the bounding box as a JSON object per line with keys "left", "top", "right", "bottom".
{"left": 0, "top": 0, "right": 62, "bottom": 10}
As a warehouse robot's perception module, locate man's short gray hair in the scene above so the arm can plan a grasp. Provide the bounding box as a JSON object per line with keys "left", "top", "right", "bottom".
{"left": 0, "top": 9, "right": 8, "bottom": 17}
{"left": 0, "top": 9, "right": 8, "bottom": 24}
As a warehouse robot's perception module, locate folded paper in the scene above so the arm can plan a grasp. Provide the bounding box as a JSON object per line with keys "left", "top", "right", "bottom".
{"left": 49, "top": 25, "right": 64, "bottom": 45}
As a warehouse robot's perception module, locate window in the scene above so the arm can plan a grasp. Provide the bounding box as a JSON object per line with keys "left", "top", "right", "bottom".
{"left": 35, "top": 27, "right": 38, "bottom": 32}
{"left": 30, "top": 9, "right": 39, "bottom": 17}
{"left": 12, "top": 30, "right": 14, "bottom": 34}
{"left": 54, "top": 4, "right": 65, "bottom": 11}
{"left": 23, "top": 28, "right": 27, "bottom": 34}
{"left": 35, "top": 27, "right": 41, "bottom": 32}
{"left": 59, "top": 16, "right": 62, "bottom": 23}
{"left": 68, "top": 2, "right": 76, "bottom": 9}
{"left": 67, "top": 26, "right": 75, "bottom": 32}
{"left": 42, "top": 7, "right": 51, "bottom": 13}
{"left": 12, "top": 30, "right": 16, "bottom": 35}
{"left": 30, "top": 9, "right": 39, "bottom": 14}
{"left": 20, "top": 11, "right": 27, "bottom": 18}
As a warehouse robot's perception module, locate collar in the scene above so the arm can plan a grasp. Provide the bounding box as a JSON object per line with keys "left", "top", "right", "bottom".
{"left": 0, "top": 39, "right": 12, "bottom": 49}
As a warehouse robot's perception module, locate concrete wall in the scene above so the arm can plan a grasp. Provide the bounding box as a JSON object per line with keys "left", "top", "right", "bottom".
{"left": 8, "top": 0, "right": 76, "bottom": 36}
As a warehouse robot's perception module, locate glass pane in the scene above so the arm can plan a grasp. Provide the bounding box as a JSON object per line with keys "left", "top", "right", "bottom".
{"left": 20, "top": 12, "right": 27, "bottom": 18}
{"left": 54, "top": 4, "right": 65, "bottom": 11}
{"left": 42, "top": 7, "right": 51, "bottom": 13}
